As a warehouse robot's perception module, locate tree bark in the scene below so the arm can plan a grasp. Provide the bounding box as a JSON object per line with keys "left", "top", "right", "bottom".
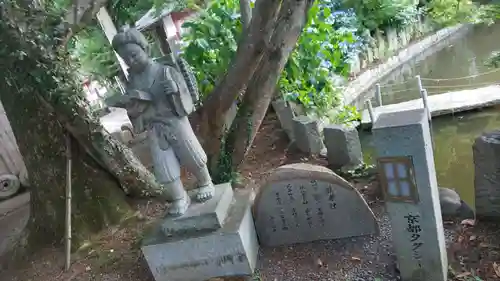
{"left": 228, "top": 0, "right": 314, "bottom": 168}
{"left": 239, "top": 0, "right": 252, "bottom": 32}
{"left": 0, "top": 64, "right": 133, "bottom": 250}
{"left": 0, "top": 1, "right": 157, "bottom": 251}
{"left": 197, "top": 0, "right": 282, "bottom": 173}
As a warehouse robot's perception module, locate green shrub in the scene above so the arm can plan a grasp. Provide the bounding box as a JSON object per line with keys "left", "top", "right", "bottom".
{"left": 180, "top": 0, "right": 242, "bottom": 100}
{"left": 341, "top": 0, "right": 421, "bottom": 31}
{"left": 425, "top": 0, "right": 487, "bottom": 26}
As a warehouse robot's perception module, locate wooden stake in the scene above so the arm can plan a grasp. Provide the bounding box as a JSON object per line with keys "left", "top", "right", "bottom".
{"left": 64, "top": 132, "right": 72, "bottom": 271}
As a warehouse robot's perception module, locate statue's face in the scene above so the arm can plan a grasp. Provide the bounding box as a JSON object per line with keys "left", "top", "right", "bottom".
{"left": 118, "top": 44, "right": 149, "bottom": 72}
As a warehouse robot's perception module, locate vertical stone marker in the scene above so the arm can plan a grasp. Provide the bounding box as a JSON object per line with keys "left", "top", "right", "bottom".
{"left": 253, "top": 163, "right": 378, "bottom": 247}
{"left": 373, "top": 108, "right": 447, "bottom": 281}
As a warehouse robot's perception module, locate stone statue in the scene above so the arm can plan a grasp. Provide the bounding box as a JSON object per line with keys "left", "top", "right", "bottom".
{"left": 111, "top": 27, "right": 214, "bottom": 217}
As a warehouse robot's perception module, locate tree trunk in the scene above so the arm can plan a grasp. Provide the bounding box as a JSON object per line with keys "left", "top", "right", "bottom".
{"left": 0, "top": 1, "right": 156, "bottom": 250}
{"left": 0, "top": 86, "right": 133, "bottom": 248}
{"left": 197, "top": 0, "right": 282, "bottom": 173}
{"left": 228, "top": 0, "right": 314, "bottom": 168}
{"left": 239, "top": 0, "right": 252, "bottom": 32}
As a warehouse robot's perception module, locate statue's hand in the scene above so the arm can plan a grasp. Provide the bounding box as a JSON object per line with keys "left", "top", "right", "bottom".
{"left": 126, "top": 99, "right": 149, "bottom": 118}
{"left": 163, "top": 68, "right": 179, "bottom": 94}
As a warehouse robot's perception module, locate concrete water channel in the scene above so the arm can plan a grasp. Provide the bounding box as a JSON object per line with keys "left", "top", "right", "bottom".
{"left": 360, "top": 22, "right": 500, "bottom": 209}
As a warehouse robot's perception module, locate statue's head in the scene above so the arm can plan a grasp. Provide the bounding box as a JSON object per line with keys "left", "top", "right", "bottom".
{"left": 112, "top": 26, "right": 150, "bottom": 72}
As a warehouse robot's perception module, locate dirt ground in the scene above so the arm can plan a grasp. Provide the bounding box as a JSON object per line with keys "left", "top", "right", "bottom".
{"left": 3, "top": 112, "right": 500, "bottom": 281}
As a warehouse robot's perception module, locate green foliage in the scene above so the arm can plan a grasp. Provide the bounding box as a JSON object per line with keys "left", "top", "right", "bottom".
{"left": 1, "top": 0, "right": 93, "bottom": 118}
{"left": 486, "top": 50, "right": 500, "bottom": 68}
{"left": 280, "top": 1, "right": 361, "bottom": 124}
{"left": 425, "top": 0, "right": 485, "bottom": 26}
{"left": 73, "top": 27, "right": 120, "bottom": 81}
{"left": 341, "top": 0, "right": 420, "bottom": 31}
{"left": 180, "top": 0, "right": 242, "bottom": 99}
{"left": 211, "top": 129, "right": 243, "bottom": 185}
{"left": 106, "top": 0, "right": 155, "bottom": 26}
{"left": 329, "top": 105, "right": 361, "bottom": 125}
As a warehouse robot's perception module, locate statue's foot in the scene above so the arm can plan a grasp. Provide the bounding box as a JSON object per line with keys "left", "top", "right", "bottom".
{"left": 194, "top": 183, "right": 215, "bottom": 202}
{"left": 167, "top": 193, "right": 190, "bottom": 217}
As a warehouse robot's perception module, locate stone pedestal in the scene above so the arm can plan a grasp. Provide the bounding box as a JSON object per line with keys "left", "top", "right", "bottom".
{"left": 324, "top": 125, "right": 363, "bottom": 170}
{"left": 141, "top": 183, "right": 259, "bottom": 281}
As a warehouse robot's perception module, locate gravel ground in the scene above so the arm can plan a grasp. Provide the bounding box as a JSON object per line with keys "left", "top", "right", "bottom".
{"left": 258, "top": 205, "right": 399, "bottom": 281}
{"left": 257, "top": 202, "right": 457, "bottom": 281}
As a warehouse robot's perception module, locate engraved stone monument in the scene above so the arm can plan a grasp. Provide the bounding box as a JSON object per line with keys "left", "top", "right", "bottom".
{"left": 373, "top": 108, "right": 447, "bottom": 281}
{"left": 253, "top": 163, "right": 378, "bottom": 247}
{"left": 111, "top": 27, "right": 259, "bottom": 281}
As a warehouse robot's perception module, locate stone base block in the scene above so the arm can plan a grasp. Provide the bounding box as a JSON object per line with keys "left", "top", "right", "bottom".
{"left": 142, "top": 189, "right": 259, "bottom": 281}
{"left": 161, "top": 183, "right": 234, "bottom": 236}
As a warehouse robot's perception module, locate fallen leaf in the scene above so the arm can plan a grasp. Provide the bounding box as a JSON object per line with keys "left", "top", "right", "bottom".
{"left": 479, "top": 242, "right": 490, "bottom": 248}
{"left": 458, "top": 235, "right": 465, "bottom": 243}
{"left": 493, "top": 262, "right": 500, "bottom": 277}
{"left": 469, "top": 235, "right": 477, "bottom": 241}
{"left": 351, "top": 256, "right": 361, "bottom": 262}
{"left": 456, "top": 271, "right": 471, "bottom": 278}
{"left": 316, "top": 258, "right": 324, "bottom": 267}
{"left": 461, "top": 219, "right": 476, "bottom": 227}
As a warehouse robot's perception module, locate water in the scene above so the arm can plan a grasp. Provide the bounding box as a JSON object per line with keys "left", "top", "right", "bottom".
{"left": 360, "top": 23, "right": 500, "bottom": 209}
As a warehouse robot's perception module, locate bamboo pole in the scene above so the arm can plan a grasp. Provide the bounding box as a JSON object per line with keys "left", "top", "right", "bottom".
{"left": 64, "top": 132, "right": 72, "bottom": 271}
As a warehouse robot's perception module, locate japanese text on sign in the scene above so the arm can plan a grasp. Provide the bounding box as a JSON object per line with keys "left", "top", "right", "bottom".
{"left": 326, "top": 185, "right": 337, "bottom": 209}
{"left": 405, "top": 213, "right": 423, "bottom": 267}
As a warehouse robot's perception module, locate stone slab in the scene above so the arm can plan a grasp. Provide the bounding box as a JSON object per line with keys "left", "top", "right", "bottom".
{"left": 142, "top": 189, "right": 259, "bottom": 281}
{"left": 361, "top": 85, "right": 500, "bottom": 125}
{"left": 0, "top": 191, "right": 29, "bottom": 216}
{"left": 161, "top": 183, "right": 234, "bottom": 236}
{"left": 253, "top": 163, "right": 378, "bottom": 247}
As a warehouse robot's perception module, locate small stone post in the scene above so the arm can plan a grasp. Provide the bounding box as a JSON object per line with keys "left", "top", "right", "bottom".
{"left": 323, "top": 125, "right": 363, "bottom": 170}
{"left": 272, "top": 99, "right": 295, "bottom": 141}
{"left": 292, "top": 115, "right": 325, "bottom": 154}
{"left": 474, "top": 130, "right": 500, "bottom": 218}
{"left": 373, "top": 108, "right": 447, "bottom": 281}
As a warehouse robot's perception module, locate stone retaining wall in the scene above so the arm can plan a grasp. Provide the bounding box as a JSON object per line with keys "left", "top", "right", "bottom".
{"left": 343, "top": 23, "right": 467, "bottom": 105}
